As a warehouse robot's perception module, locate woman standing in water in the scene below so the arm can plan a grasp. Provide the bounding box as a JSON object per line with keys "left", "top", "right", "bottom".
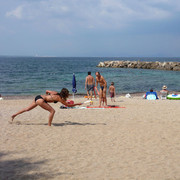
{"left": 11, "top": 88, "right": 82, "bottom": 126}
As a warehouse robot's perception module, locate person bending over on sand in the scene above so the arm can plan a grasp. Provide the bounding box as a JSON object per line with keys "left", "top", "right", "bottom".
{"left": 109, "top": 82, "right": 116, "bottom": 102}
{"left": 85, "top": 71, "right": 95, "bottom": 100}
{"left": 95, "top": 72, "right": 107, "bottom": 106}
{"left": 11, "top": 88, "right": 82, "bottom": 126}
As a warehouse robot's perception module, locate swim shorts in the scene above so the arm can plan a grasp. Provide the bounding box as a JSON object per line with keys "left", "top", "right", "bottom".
{"left": 86, "top": 84, "right": 94, "bottom": 92}
{"left": 110, "top": 92, "right": 114, "bottom": 98}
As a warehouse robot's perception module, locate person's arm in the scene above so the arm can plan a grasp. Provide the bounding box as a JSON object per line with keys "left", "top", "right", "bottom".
{"left": 93, "top": 77, "right": 95, "bottom": 86}
{"left": 104, "top": 80, "right": 107, "bottom": 87}
{"left": 114, "top": 87, "right": 116, "bottom": 97}
{"left": 46, "top": 90, "right": 58, "bottom": 95}
{"left": 96, "top": 77, "right": 98, "bottom": 88}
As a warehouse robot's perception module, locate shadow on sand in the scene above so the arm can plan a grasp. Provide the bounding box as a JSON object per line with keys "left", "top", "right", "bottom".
{"left": 0, "top": 152, "right": 72, "bottom": 179}
{"left": 11, "top": 121, "right": 107, "bottom": 127}
{"left": 53, "top": 121, "right": 107, "bottom": 126}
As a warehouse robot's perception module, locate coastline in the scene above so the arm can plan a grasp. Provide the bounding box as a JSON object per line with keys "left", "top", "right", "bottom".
{"left": 2, "top": 91, "right": 180, "bottom": 100}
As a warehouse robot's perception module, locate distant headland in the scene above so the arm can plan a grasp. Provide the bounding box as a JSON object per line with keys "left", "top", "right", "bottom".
{"left": 97, "top": 61, "right": 180, "bottom": 71}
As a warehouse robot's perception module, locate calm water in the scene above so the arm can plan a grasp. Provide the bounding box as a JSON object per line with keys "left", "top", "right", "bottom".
{"left": 0, "top": 56, "right": 180, "bottom": 96}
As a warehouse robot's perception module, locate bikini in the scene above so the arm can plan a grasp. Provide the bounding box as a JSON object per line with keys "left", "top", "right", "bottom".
{"left": 35, "top": 93, "right": 60, "bottom": 104}
{"left": 35, "top": 95, "right": 47, "bottom": 103}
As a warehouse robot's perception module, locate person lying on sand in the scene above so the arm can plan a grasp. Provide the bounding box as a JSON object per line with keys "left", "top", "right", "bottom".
{"left": 11, "top": 88, "right": 82, "bottom": 126}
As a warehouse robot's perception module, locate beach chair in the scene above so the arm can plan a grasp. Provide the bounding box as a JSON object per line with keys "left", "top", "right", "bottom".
{"left": 159, "top": 91, "right": 168, "bottom": 100}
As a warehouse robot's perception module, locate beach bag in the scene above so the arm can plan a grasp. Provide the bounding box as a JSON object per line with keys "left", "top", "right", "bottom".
{"left": 125, "top": 93, "right": 131, "bottom": 98}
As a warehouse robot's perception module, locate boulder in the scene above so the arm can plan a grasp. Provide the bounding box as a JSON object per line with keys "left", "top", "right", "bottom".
{"left": 97, "top": 60, "right": 180, "bottom": 71}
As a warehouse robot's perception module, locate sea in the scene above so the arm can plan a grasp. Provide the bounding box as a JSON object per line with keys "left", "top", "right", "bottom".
{"left": 0, "top": 56, "right": 180, "bottom": 96}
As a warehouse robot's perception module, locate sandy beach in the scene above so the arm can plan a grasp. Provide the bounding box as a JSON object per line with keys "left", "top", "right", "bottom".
{"left": 0, "top": 95, "right": 180, "bottom": 180}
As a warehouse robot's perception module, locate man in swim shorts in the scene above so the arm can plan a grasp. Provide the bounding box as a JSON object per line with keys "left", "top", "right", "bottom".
{"left": 85, "top": 72, "right": 95, "bottom": 100}
{"left": 95, "top": 72, "right": 107, "bottom": 106}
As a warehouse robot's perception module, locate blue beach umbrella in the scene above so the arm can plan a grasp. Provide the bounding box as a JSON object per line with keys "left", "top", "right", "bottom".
{"left": 72, "top": 73, "right": 77, "bottom": 100}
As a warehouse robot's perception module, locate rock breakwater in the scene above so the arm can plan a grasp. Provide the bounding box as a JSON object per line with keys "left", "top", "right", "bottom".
{"left": 97, "top": 61, "right": 180, "bottom": 71}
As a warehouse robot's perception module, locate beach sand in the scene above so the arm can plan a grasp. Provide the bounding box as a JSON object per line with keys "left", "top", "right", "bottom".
{"left": 0, "top": 95, "right": 180, "bottom": 180}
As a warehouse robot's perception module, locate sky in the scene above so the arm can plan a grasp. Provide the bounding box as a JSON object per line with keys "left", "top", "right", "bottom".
{"left": 0, "top": 0, "right": 180, "bottom": 57}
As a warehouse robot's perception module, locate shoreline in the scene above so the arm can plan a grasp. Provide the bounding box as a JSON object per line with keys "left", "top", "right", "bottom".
{"left": 2, "top": 91, "right": 180, "bottom": 100}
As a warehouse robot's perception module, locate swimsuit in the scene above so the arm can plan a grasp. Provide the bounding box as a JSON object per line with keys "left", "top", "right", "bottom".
{"left": 110, "top": 92, "right": 114, "bottom": 98}
{"left": 100, "top": 86, "right": 104, "bottom": 91}
{"left": 86, "top": 84, "right": 94, "bottom": 92}
{"left": 35, "top": 95, "right": 47, "bottom": 103}
{"left": 35, "top": 93, "right": 60, "bottom": 104}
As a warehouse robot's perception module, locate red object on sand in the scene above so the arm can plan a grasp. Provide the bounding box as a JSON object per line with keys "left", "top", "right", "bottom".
{"left": 86, "top": 106, "right": 125, "bottom": 109}
{"left": 67, "top": 100, "right": 74, "bottom": 104}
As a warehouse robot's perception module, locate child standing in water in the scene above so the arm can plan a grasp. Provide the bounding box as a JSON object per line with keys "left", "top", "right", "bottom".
{"left": 109, "top": 82, "right": 116, "bottom": 102}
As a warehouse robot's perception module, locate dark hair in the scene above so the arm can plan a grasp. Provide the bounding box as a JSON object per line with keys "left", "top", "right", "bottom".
{"left": 111, "top": 82, "right": 114, "bottom": 85}
{"left": 88, "top": 72, "right": 91, "bottom": 75}
{"left": 59, "top": 88, "right": 69, "bottom": 101}
{"left": 96, "top": 72, "right": 100, "bottom": 75}
{"left": 150, "top": 89, "right": 153, "bottom": 92}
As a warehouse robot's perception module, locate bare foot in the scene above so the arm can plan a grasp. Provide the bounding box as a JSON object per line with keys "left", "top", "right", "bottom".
{"left": 11, "top": 115, "right": 16, "bottom": 121}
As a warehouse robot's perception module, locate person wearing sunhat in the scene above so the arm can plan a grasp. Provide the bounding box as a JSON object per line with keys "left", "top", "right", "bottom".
{"left": 160, "top": 85, "right": 169, "bottom": 99}
{"left": 161, "top": 85, "right": 169, "bottom": 93}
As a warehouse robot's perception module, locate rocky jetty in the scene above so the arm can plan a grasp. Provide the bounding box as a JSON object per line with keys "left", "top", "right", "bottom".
{"left": 97, "top": 61, "right": 180, "bottom": 71}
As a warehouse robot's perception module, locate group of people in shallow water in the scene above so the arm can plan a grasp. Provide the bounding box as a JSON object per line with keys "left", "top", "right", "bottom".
{"left": 11, "top": 71, "right": 116, "bottom": 126}
{"left": 85, "top": 71, "right": 116, "bottom": 105}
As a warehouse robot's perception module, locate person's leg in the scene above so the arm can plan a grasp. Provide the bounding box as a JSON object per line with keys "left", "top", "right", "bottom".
{"left": 112, "top": 94, "right": 115, "bottom": 102}
{"left": 99, "top": 89, "right": 103, "bottom": 106}
{"left": 12, "top": 101, "right": 37, "bottom": 121}
{"left": 86, "top": 85, "right": 90, "bottom": 99}
{"left": 87, "top": 90, "right": 90, "bottom": 99}
{"left": 103, "top": 88, "right": 107, "bottom": 106}
{"left": 36, "top": 101, "right": 55, "bottom": 126}
{"left": 90, "top": 89, "right": 93, "bottom": 100}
